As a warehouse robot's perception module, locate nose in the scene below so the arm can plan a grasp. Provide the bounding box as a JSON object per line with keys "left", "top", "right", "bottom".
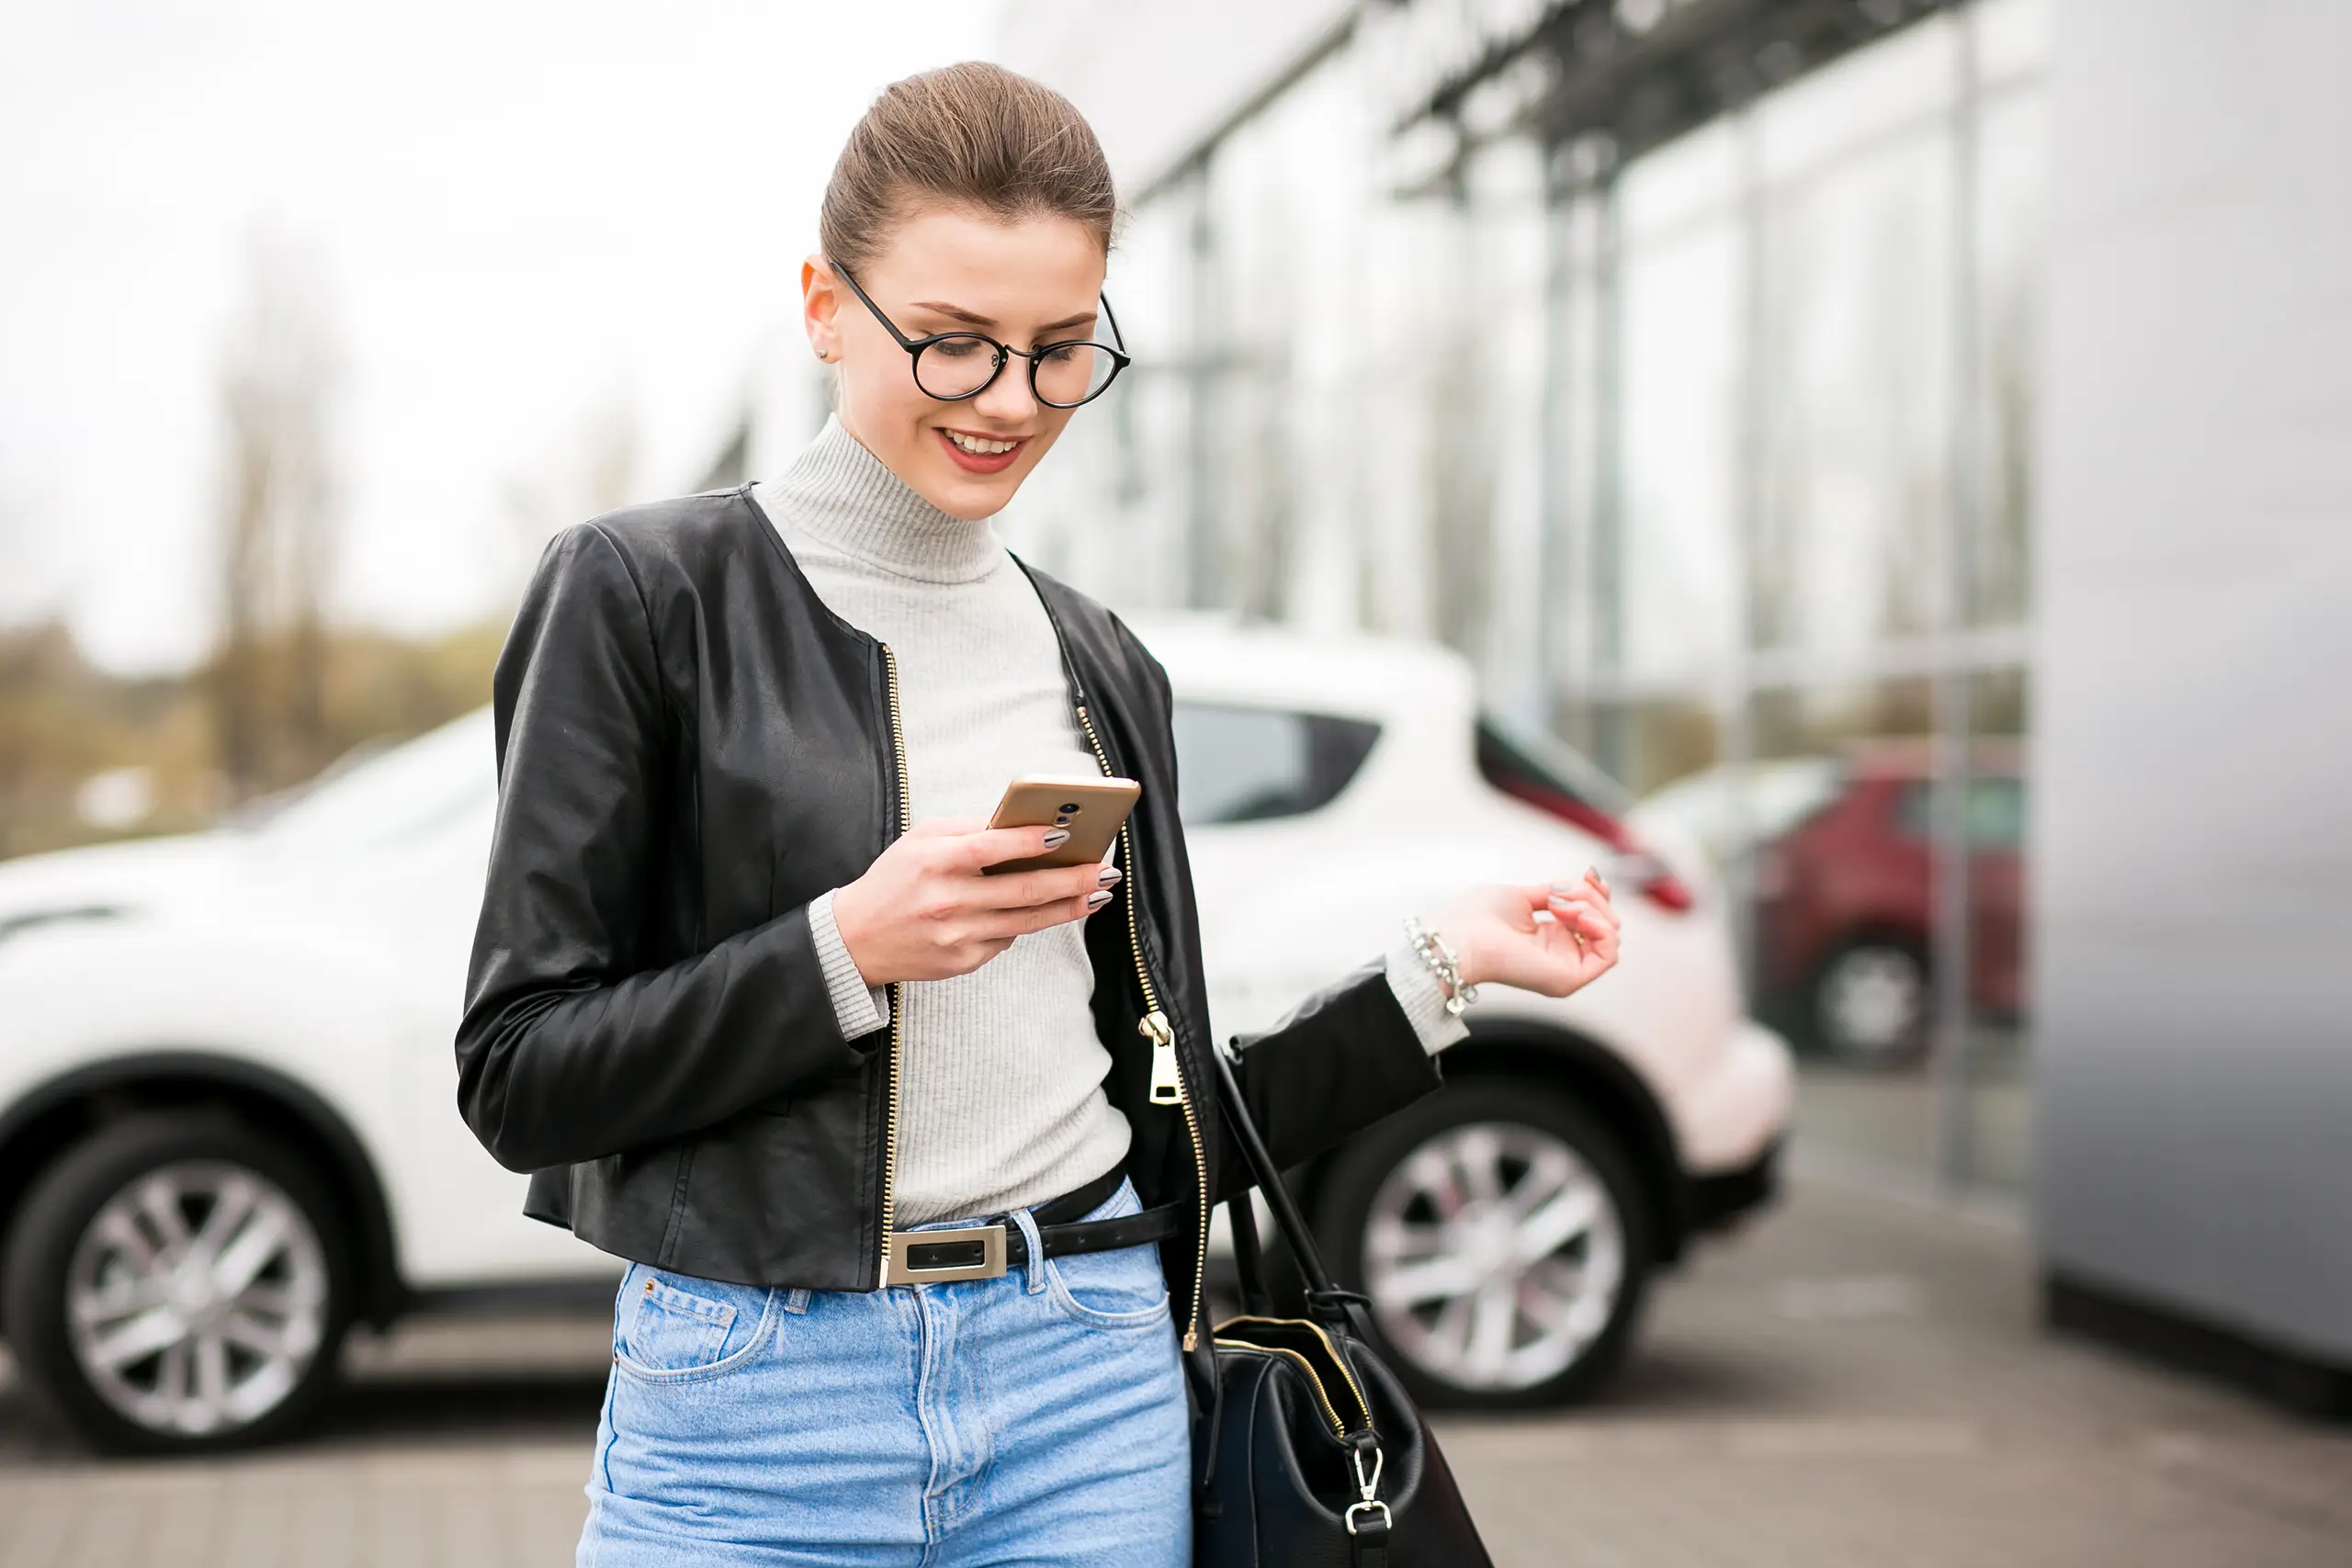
{"left": 969, "top": 355, "right": 1041, "bottom": 423}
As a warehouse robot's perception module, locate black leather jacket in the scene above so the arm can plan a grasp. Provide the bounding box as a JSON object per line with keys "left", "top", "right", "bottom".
{"left": 455, "top": 490, "right": 1442, "bottom": 1353}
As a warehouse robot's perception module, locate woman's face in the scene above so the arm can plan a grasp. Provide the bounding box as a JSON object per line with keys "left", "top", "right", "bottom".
{"left": 802, "top": 205, "right": 1108, "bottom": 521}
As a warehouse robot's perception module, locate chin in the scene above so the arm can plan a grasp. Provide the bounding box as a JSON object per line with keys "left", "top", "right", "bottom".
{"left": 917, "top": 472, "right": 1015, "bottom": 521}
{"left": 918, "top": 444, "right": 1046, "bottom": 520}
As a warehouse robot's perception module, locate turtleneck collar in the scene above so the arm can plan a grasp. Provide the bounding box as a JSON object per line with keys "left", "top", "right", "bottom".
{"left": 759, "top": 413, "right": 1004, "bottom": 585}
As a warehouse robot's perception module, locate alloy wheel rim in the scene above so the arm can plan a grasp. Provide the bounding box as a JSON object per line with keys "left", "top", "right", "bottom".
{"left": 1362, "top": 1122, "right": 1623, "bottom": 1392}
{"left": 1820, "top": 946, "right": 1927, "bottom": 1057}
{"left": 64, "top": 1159, "right": 329, "bottom": 1436}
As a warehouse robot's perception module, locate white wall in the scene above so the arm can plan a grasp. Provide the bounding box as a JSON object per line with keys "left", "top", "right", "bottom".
{"left": 2035, "top": 0, "right": 2352, "bottom": 1360}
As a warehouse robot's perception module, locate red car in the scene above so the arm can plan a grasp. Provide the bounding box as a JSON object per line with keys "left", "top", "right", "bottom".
{"left": 1752, "top": 743, "right": 2026, "bottom": 1066}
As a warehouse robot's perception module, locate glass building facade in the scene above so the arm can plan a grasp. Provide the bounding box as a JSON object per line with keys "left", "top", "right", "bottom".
{"left": 1007, "top": 0, "right": 2052, "bottom": 1193}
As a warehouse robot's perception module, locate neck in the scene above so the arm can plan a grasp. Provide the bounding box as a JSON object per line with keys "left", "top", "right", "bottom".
{"left": 763, "top": 413, "right": 1002, "bottom": 584}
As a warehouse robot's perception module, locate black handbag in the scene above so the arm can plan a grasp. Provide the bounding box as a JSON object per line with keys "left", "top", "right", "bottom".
{"left": 1193, "top": 1047, "right": 1494, "bottom": 1568}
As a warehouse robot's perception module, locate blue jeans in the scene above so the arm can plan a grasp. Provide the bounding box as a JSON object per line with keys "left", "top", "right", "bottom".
{"left": 577, "top": 1176, "right": 1192, "bottom": 1566}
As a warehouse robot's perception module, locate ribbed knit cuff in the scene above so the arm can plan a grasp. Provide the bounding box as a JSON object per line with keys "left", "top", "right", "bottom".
{"left": 808, "top": 889, "right": 889, "bottom": 1040}
{"left": 1385, "top": 935, "right": 1472, "bottom": 1056}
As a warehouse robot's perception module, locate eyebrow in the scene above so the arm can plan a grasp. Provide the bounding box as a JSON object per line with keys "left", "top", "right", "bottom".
{"left": 910, "top": 300, "right": 1099, "bottom": 335}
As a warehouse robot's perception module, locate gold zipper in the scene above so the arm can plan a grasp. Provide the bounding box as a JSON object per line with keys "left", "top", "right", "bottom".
{"left": 1212, "top": 1338, "right": 1351, "bottom": 1438}
{"left": 1215, "top": 1314, "right": 1373, "bottom": 1429}
{"left": 875, "top": 643, "right": 911, "bottom": 1285}
{"left": 1076, "top": 701, "right": 1211, "bottom": 1353}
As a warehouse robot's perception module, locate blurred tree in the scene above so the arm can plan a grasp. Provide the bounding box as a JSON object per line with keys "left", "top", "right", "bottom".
{"left": 210, "top": 229, "right": 344, "bottom": 802}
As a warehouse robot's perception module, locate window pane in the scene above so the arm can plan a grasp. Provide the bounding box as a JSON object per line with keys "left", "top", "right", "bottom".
{"left": 1971, "top": 88, "right": 2049, "bottom": 628}
{"left": 1576, "top": 694, "right": 1723, "bottom": 800}
{"left": 1610, "top": 221, "right": 1742, "bottom": 679}
{"left": 1170, "top": 702, "right": 1381, "bottom": 826}
{"left": 1753, "top": 130, "right": 1953, "bottom": 656}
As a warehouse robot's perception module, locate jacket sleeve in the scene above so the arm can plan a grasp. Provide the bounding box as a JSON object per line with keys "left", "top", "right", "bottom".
{"left": 455, "top": 523, "right": 878, "bottom": 1172}
{"left": 1224, "top": 959, "right": 1446, "bottom": 1186}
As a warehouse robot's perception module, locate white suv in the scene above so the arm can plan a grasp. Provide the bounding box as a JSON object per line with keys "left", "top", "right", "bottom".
{"left": 0, "top": 616, "right": 1790, "bottom": 1451}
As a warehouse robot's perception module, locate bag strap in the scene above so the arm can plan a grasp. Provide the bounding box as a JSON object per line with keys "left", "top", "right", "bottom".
{"left": 1208, "top": 1049, "right": 1371, "bottom": 1329}
{"left": 1226, "top": 1192, "right": 1275, "bottom": 1318}
{"left": 1210, "top": 1048, "right": 1397, "bottom": 1561}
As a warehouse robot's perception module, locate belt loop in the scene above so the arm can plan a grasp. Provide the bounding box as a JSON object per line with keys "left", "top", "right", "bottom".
{"left": 1008, "top": 1205, "right": 1048, "bottom": 1295}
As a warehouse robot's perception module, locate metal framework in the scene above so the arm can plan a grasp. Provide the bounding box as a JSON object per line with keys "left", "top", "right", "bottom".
{"left": 1384, "top": 0, "right": 1962, "bottom": 176}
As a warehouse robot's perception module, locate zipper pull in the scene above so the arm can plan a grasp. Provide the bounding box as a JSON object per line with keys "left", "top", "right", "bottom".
{"left": 1140, "top": 1010, "right": 1182, "bottom": 1104}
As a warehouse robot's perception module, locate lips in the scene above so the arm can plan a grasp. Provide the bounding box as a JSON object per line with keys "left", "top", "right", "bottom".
{"left": 935, "top": 427, "right": 1026, "bottom": 475}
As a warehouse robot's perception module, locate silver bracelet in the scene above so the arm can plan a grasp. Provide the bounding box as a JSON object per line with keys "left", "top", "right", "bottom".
{"left": 1402, "top": 916, "right": 1478, "bottom": 1017}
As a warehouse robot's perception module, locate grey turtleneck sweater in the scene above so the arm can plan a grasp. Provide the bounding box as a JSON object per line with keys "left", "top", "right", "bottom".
{"left": 753, "top": 414, "right": 1467, "bottom": 1224}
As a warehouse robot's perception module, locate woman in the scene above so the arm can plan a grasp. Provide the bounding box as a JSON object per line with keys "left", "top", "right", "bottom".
{"left": 456, "top": 61, "right": 1622, "bottom": 1568}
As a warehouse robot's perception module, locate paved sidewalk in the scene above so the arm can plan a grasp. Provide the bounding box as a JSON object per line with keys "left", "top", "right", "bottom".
{"left": 2, "top": 1174, "right": 2346, "bottom": 1567}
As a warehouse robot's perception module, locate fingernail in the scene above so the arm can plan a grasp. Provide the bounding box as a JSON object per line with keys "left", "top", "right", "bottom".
{"left": 1097, "top": 865, "right": 1123, "bottom": 886}
{"left": 1042, "top": 829, "right": 1070, "bottom": 847}
{"left": 1085, "top": 889, "right": 1113, "bottom": 908}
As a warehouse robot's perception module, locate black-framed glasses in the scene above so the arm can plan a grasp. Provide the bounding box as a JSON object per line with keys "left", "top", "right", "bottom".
{"left": 830, "top": 260, "right": 1131, "bottom": 409}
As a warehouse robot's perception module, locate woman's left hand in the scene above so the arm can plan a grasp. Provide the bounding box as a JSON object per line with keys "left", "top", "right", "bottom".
{"left": 1427, "top": 865, "right": 1622, "bottom": 999}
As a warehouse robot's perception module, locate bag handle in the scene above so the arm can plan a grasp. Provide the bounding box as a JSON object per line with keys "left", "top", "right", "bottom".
{"left": 1209, "top": 1048, "right": 1372, "bottom": 1330}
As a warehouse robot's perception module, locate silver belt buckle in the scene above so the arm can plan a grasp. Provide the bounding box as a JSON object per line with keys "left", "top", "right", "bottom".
{"left": 883, "top": 1223, "right": 1008, "bottom": 1285}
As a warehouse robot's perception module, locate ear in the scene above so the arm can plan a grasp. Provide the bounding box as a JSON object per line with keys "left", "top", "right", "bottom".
{"left": 801, "top": 254, "right": 841, "bottom": 364}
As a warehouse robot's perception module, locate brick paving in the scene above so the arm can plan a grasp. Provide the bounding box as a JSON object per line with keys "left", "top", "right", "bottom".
{"left": 1, "top": 1173, "right": 2346, "bottom": 1567}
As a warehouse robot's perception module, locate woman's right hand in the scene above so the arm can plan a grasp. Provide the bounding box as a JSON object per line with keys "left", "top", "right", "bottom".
{"left": 829, "top": 817, "right": 1121, "bottom": 986}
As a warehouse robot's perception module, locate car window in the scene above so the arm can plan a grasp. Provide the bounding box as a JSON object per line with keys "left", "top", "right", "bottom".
{"left": 1170, "top": 702, "right": 1381, "bottom": 826}
{"left": 1894, "top": 777, "right": 2026, "bottom": 846}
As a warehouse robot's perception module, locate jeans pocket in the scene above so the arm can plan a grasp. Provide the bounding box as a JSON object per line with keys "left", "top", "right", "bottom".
{"left": 1042, "top": 1180, "right": 1172, "bottom": 1330}
{"left": 613, "top": 1265, "right": 775, "bottom": 1382}
{"left": 1046, "top": 1245, "right": 1172, "bottom": 1329}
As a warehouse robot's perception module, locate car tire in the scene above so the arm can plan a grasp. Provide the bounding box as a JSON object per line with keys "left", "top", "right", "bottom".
{"left": 1, "top": 1112, "right": 352, "bottom": 1455}
{"left": 1810, "top": 938, "right": 1931, "bottom": 1067}
{"left": 1314, "top": 1079, "right": 1653, "bottom": 1410}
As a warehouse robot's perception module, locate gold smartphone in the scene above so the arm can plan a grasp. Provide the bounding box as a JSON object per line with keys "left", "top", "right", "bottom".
{"left": 983, "top": 773, "right": 1141, "bottom": 874}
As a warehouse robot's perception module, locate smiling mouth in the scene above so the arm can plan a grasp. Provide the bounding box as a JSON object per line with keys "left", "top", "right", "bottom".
{"left": 941, "top": 428, "right": 1025, "bottom": 456}
{"left": 934, "top": 426, "right": 1029, "bottom": 473}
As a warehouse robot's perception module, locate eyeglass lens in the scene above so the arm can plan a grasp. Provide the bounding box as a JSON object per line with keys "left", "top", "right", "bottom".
{"left": 914, "top": 336, "right": 1121, "bottom": 406}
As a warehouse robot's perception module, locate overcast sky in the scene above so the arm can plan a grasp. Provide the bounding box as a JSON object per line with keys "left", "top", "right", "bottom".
{"left": 0, "top": 0, "right": 1003, "bottom": 672}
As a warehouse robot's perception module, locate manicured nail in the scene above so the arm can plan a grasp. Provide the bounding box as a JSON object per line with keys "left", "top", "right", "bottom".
{"left": 1097, "top": 865, "right": 1123, "bottom": 886}
{"left": 1042, "top": 828, "right": 1070, "bottom": 847}
{"left": 1085, "top": 889, "right": 1113, "bottom": 908}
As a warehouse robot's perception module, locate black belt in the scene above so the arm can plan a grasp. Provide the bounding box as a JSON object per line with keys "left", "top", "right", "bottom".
{"left": 880, "top": 1164, "right": 1187, "bottom": 1285}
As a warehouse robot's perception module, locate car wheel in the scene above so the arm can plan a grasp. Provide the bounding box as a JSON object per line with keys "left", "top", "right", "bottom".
{"left": 1315, "top": 1080, "right": 1652, "bottom": 1409}
{"left": 1812, "top": 940, "right": 1930, "bottom": 1067}
{"left": 1, "top": 1113, "right": 350, "bottom": 1454}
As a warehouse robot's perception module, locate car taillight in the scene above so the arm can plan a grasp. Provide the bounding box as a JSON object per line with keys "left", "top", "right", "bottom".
{"left": 1492, "top": 774, "right": 1696, "bottom": 914}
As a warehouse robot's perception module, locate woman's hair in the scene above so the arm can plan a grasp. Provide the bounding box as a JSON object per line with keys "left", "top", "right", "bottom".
{"left": 819, "top": 62, "right": 1118, "bottom": 273}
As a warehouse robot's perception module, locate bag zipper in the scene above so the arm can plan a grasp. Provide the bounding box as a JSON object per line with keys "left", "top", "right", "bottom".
{"left": 875, "top": 642, "right": 910, "bottom": 1285}
{"left": 1075, "top": 700, "right": 1211, "bottom": 1353}
{"left": 1210, "top": 1337, "right": 1360, "bottom": 1439}
{"left": 1215, "top": 1314, "right": 1374, "bottom": 1429}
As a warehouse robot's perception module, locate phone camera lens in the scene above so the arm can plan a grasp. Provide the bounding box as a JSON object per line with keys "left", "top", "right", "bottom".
{"left": 1054, "top": 814, "right": 1071, "bottom": 825}
{"left": 1060, "top": 803, "right": 1080, "bottom": 814}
